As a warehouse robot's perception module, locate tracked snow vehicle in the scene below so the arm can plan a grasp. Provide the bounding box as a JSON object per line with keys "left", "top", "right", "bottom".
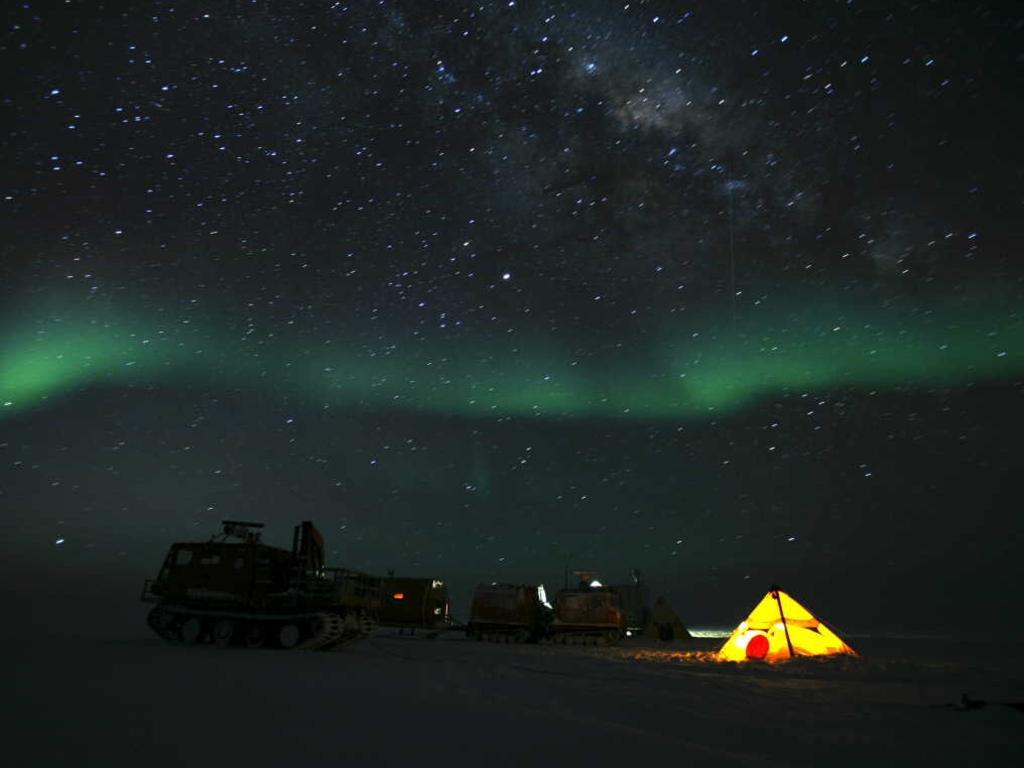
{"left": 549, "top": 572, "right": 626, "bottom": 645}
{"left": 467, "top": 583, "right": 553, "bottom": 642}
{"left": 142, "top": 520, "right": 380, "bottom": 650}
{"left": 379, "top": 576, "right": 452, "bottom": 631}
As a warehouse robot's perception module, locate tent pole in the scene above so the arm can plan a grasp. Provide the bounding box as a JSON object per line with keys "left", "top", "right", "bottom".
{"left": 772, "top": 587, "right": 795, "bottom": 658}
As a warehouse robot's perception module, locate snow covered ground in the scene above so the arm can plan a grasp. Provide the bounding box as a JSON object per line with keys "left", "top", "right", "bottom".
{"left": 4, "top": 615, "right": 1022, "bottom": 767}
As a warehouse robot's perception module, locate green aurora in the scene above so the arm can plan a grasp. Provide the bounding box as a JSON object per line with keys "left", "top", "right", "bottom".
{"left": 2, "top": 288, "right": 1021, "bottom": 421}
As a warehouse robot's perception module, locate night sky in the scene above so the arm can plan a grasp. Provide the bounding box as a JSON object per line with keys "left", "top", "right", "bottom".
{"left": 2, "top": 1, "right": 1021, "bottom": 632}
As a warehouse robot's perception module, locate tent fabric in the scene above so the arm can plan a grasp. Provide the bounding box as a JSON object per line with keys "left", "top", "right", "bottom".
{"left": 641, "top": 596, "right": 692, "bottom": 640}
{"left": 717, "top": 588, "right": 857, "bottom": 662}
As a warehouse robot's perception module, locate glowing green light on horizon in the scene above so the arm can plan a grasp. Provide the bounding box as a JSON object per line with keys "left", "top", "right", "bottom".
{"left": 1, "top": 290, "right": 1021, "bottom": 421}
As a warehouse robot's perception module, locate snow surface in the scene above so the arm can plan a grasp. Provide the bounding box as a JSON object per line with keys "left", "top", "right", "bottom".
{"left": 4, "top": 612, "right": 1022, "bottom": 767}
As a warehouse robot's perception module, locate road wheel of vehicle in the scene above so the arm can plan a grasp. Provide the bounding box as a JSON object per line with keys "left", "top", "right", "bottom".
{"left": 278, "top": 623, "right": 301, "bottom": 649}
{"left": 213, "top": 620, "right": 234, "bottom": 647}
{"left": 245, "top": 625, "right": 265, "bottom": 648}
{"left": 180, "top": 617, "right": 204, "bottom": 644}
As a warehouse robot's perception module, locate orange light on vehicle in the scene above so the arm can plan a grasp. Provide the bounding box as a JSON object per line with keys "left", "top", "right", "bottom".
{"left": 392, "top": 592, "right": 405, "bottom": 600}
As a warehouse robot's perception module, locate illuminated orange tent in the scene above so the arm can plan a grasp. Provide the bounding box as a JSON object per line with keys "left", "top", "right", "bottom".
{"left": 718, "top": 586, "right": 857, "bottom": 662}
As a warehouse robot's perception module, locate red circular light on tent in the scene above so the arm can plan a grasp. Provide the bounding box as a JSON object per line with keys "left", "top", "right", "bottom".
{"left": 746, "top": 633, "right": 770, "bottom": 660}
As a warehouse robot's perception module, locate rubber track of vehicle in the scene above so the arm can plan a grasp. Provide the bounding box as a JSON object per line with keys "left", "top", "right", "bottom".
{"left": 307, "top": 612, "right": 379, "bottom": 651}
{"left": 298, "top": 612, "right": 345, "bottom": 650}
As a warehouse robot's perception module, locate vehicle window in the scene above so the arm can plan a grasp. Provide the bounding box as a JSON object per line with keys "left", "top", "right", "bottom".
{"left": 200, "top": 555, "right": 221, "bottom": 566}
{"left": 234, "top": 557, "right": 245, "bottom": 569}
{"left": 175, "top": 549, "right": 193, "bottom": 566}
